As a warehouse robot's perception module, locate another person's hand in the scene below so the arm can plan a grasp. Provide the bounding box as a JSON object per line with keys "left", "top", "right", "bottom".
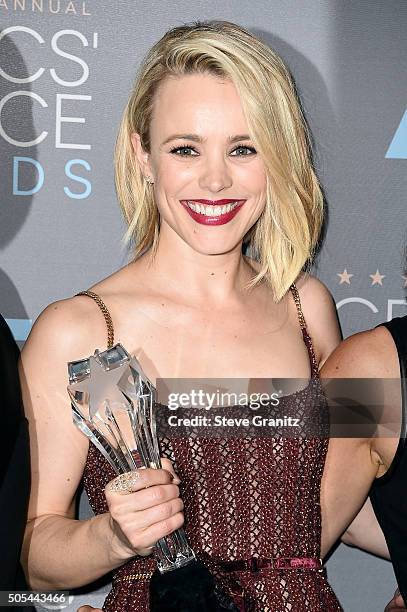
{"left": 385, "top": 588, "right": 406, "bottom": 611}
{"left": 105, "top": 457, "right": 183, "bottom": 561}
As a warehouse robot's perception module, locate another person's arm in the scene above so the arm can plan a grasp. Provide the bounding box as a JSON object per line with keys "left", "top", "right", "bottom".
{"left": 341, "top": 497, "right": 390, "bottom": 558}
{"left": 20, "top": 298, "right": 183, "bottom": 590}
{"left": 319, "top": 332, "right": 385, "bottom": 556}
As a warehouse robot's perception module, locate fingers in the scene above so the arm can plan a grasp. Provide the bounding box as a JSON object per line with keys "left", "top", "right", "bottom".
{"left": 106, "top": 471, "right": 142, "bottom": 494}
{"left": 119, "top": 496, "right": 184, "bottom": 530}
{"left": 105, "top": 458, "right": 181, "bottom": 497}
{"left": 105, "top": 465, "right": 184, "bottom": 559}
{"left": 128, "top": 508, "right": 185, "bottom": 552}
{"left": 110, "top": 483, "right": 181, "bottom": 513}
{"left": 105, "top": 467, "right": 174, "bottom": 497}
{"left": 161, "top": 457, "right": 181, "bottom": 484}
{"left": 108, "top": 492, "right": 184, "bottom": 548}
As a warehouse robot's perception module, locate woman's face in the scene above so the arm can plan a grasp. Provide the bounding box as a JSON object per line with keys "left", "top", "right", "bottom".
{"left": 132, "top": 72, "right": 267, "bottom": 256}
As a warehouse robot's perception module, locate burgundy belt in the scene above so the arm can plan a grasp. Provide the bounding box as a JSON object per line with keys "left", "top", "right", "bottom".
{"left": 219, "top": 556, "right": 323, "bottom": 572}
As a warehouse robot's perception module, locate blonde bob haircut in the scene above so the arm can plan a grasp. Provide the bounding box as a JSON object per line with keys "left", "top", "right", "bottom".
{"left": 115, "top": 20, "right": 324, "bottom": 301}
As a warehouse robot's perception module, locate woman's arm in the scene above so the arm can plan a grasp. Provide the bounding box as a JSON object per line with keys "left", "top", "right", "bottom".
{"left": 319, "top": 331, "right": 392, "bottom": 557}
{"left": 341, "top": 497, "right": 390, "bottom": 558}
{"left": 295, "top": 273, "right": 343, "bottom": 368}
{"left": 20, "top": 298, "right": 183, "bottom": 590}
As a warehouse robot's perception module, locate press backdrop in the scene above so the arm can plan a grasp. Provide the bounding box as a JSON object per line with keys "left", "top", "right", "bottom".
{"left": 1, "top": 1, "right": 406, "bottom": 610}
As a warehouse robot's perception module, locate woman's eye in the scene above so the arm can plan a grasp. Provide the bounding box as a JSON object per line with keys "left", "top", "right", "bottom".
{"left": 170, "top": 146, "right": 199, "bottom": 156}
{"left": 169, "top": 145, "right": 256, "bottom": 157}
{"left": 231, "top": 146, "right": 256, "bottom": 156}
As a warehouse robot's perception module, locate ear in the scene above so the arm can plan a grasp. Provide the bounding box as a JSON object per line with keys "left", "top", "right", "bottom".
{"left": 131, "top": 133, "right": 154, "bottom": 181}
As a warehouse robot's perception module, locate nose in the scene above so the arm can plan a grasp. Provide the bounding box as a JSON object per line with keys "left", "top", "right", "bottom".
{"left": 198, "top": 154, "right": 233, "bottom": 193}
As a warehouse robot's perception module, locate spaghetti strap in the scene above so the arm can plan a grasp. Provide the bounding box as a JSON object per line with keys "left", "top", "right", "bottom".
{"left": 75, "top": 290, "right": 115, "bottom": 349}
{"left": 289, "top": 282, "right": 319, "bottom": 377}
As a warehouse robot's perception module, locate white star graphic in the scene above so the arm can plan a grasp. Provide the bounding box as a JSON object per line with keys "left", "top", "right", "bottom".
{"left": 70, "top": 353, "right": 130, "bottom": 420}
{"left": 337, "top": 269, "right": 354, "bottom": 285}
{"left": 370, "top": 270, "right": 385, "bottom": 286}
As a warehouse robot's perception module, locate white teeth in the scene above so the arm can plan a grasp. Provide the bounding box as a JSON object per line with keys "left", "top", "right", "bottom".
{"left": 186, "top": 201, "right": 242, "bottom": 216}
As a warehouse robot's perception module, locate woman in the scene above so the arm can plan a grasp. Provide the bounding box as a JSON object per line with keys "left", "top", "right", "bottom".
{"left": 320, "top": 314, "right": 407, "bottom": 609}
{"left": 20, "top": 21, "right": 342, "bottom": 610}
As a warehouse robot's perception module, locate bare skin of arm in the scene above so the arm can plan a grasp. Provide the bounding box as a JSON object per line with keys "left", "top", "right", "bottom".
{"left": 20, "top": 299, "right": 184, "bottom": 590}
{"left": 341, "top": 497, "right": 389, "bottom": 558}
{"left": 320, "top": 326, "right": 401, "bottom": 558}
{"left": 294, "top": 273, "right": 343, "bottom": 370}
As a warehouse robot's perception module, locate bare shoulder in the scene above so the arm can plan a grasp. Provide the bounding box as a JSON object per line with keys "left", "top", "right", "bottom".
{"left": 243, "top": 259, "right": 331, "bottom": 306}
{"left": 294, "top": 273, "right": 342, "bottom": 368}
{"left": 242, "top": 265, "right": 341, "bottom": 367}
{"left": 23, "top": 262, "right": 139, "bottom": 363}
{"left": 22, "top": 294, "right": 110, "bottom": 364}
{"left": 295, "top": 272, "right": 335, "bottom": 309}
{"left": 321, "top": 325, "right": 398, "bottom": 378}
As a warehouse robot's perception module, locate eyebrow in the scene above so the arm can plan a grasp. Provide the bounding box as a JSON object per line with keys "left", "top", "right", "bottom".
{"left": 161, "top": 133, "right": 252, "bottom": 146}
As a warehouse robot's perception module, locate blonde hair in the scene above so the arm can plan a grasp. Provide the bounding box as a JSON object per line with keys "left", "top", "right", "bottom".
{"left": 114, "top": 20, "right": 324, "bottom": 301}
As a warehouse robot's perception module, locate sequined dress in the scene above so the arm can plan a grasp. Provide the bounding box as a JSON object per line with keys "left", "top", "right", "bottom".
{"left": 81, "top": 285, "right": 342, "bottom": 611}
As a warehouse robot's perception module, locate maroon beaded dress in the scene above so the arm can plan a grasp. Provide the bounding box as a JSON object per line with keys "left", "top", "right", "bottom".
{"left": 81, "top": 285, "right": 342, "bottom": 612}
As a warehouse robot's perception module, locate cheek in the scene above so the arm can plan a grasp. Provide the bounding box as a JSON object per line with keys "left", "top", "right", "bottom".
{"left": 155, "top": 156, "right": 196, "bottom": 188}
{"left": 239, "top": 163, "right": 267, "bottom": 195}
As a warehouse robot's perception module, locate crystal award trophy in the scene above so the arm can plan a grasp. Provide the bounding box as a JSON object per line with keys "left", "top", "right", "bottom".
{"left": 67, "top": 343, "right": 195, "bottom": 573}
{"left": 67, "top": 343, "right": 239, "bottom": 611}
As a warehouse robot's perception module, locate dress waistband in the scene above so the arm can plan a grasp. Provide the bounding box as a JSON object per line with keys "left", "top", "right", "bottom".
{"left": 219, "top": 556, "right": 323, "bottom": 572}
{"left": 112, "top": 556, "right": 324, "bottom": 586}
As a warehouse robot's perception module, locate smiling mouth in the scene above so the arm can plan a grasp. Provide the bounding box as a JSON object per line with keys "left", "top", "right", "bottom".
{"left": 180, "top": 199, "right": 246, "bottom": 217}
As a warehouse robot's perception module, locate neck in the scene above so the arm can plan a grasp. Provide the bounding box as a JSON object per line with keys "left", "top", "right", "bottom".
{"left": 139, "top": 229, "right": 258, "bottom": 306}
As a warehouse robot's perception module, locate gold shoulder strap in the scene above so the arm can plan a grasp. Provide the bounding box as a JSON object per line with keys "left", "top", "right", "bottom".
{"left": 75, "top": 290, "right": 114, "bottom": 349}
{"left": 289, "top": 282, "right": 306, "bottom": 330}
{"left": 289, "top": 282, "right": 319, "bottom": 375}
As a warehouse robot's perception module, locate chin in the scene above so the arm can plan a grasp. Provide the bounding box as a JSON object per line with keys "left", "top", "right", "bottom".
{"left": 188, "top": 241, "right": 242, "bottom": 256}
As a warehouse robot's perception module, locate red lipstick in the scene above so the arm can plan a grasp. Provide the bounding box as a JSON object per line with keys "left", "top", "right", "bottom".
{"left": 180, "top": 199, "right": 246, "bottom": 226}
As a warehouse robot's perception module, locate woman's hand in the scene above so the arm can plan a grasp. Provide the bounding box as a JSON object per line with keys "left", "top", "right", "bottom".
{"left": 105, "top": 458, "right": 183, "bottom": 561}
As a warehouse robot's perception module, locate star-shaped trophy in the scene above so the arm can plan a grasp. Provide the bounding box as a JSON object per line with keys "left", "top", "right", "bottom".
{"left": 67, "top": 343, "right": 194, "bottom": 572}
{"left": 68, "top": 344, "right": 240, "bottom": 611}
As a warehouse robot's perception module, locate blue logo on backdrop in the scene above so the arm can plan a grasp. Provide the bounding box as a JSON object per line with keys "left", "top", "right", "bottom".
{"left": 386, "top": 110, "right": 407, "bottom": 159}
{"left": 6, "top": 318, "right": 32, "bottom": 341}
{"left": 0, "top": 26, "right": 99, "bottom": 200}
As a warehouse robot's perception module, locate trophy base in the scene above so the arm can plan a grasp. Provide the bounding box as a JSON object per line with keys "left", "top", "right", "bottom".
{"left": 155, "top": 540, "right": 196, "bottom": 573}
{"left": 149, "top": 559, "right": 240, "bottom": 611}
